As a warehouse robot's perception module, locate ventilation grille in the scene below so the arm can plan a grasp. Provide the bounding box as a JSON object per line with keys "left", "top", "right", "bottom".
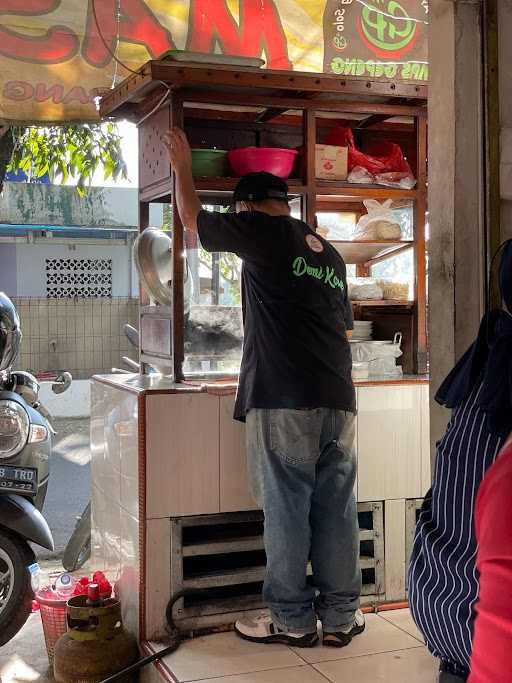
{"left": 45, "top": 258, "right": 112, "bottom": 298}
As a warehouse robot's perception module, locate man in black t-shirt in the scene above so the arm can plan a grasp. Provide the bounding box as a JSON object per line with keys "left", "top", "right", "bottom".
{"left": 165, "top": 128, "right": 363, "bottom": 648}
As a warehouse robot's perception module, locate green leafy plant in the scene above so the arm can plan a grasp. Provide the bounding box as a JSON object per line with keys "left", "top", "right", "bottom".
{"left": 217, "top": 251, "right": 241, "bottom": 304}
{"left": 0, "top": 123, "right": 127, "bottom": 196}
{"left": 162, "top": 204, "right": 242, "bottom": 305}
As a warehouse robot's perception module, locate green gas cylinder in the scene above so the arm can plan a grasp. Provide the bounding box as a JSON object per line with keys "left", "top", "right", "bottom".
{"left": 53, "top": 594, "right": 139, "bottom": 683}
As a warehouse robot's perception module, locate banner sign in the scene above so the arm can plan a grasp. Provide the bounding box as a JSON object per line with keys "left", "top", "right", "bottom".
{"left": 0, "top": 1, "right": 428, "bottom": 124}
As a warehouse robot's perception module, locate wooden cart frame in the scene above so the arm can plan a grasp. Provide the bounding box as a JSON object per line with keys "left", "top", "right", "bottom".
{"left": 100, "top": 61, "right": 428, "bottom": 379}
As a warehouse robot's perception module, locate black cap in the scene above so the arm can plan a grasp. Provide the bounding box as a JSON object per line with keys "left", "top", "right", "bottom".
{"left": 233, "top": 172, "right": 289, "bottom": 203}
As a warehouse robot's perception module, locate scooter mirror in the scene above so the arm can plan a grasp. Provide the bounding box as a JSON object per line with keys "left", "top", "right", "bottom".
{"left": 52, "top": 371, "right": 72, "bottom": 394}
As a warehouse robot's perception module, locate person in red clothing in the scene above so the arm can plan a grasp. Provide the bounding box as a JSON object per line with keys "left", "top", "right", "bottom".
{"left": 469, "top": 435, "right": 512, "bottom": 683}
{"left": 469, "top": 241, "right": 512, "bottom": 683}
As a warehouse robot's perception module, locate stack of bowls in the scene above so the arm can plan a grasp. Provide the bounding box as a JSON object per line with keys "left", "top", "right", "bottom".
{"left": 352, "top": 320, "right": 373, "bottom": 341}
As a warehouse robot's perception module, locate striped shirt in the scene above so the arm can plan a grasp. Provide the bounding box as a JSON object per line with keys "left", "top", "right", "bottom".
{"left": 408, "top": 382, "right": 504, "bottom": 670}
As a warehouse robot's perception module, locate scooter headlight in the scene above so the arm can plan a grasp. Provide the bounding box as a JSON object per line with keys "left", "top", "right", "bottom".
{"left": 0, "top": 400, "right": 30, "bottom": 458}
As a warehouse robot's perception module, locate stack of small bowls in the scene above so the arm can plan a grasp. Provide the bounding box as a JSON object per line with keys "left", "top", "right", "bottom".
{"left": 352, "top": 320, "right": 373, "bottom": 341}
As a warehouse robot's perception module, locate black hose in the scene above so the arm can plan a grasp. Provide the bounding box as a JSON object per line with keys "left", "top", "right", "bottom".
{"left": 99, "top": 590, "right": 203, "bottom": 683}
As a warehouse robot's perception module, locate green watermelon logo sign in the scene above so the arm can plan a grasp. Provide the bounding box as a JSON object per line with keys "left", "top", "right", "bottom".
{"left": 358, "top": 0, "right": 420, "bottom": 59}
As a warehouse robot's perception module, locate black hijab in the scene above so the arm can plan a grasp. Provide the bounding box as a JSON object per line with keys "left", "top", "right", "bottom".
{"left": 436, "top": 239, "right": 512, "bottom": 437}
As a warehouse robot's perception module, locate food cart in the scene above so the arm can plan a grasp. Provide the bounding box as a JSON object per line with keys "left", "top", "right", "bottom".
{"left": 90, "top": 60, "right": 430, "bottom": 645}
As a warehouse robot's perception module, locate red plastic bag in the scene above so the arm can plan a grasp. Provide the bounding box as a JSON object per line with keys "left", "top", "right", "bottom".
{"left": 72, "top": 572, "right": 112, "bottom": 599}
{"left": 325, "top": 127, "right": 413, "bottom": 177}
{"left": 349, "top": 148, "right": 387, "bottom": 174}
{"left": 365, "top": 141, "right": 413, "bottom": 175}
{"left": 325, "top": 127, "right": 356, "bottom": 149}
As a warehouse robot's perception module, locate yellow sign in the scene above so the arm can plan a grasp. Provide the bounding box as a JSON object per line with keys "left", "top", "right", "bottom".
{"left": 0, "top": 1, "right": 428, "bottom": 124}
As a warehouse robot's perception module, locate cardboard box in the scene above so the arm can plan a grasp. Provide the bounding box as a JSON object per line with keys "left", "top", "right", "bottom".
{"left": 315, "top": 144, "right": 348, "bottom": 180}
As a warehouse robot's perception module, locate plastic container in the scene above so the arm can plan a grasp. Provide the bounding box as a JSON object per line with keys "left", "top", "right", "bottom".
{"left": 191, "top": 149, "right": 228, "bottom": 178}
{"left": 351, "top": 333, "right": 403, "bottom": 379}
{"left": 36, "top": 586, "right": 68, "bottom": 667}
{"left": 352, "top": 361, "right": 369, "bottom": 380}
{"left": 28, "top": 562, "right": 41, "bottom": 592}
{"left": 228, "top": 147, "right": 299, "bottom": 179}
{"left": 54, "top": 573, "right": 77, "bottom": 600}
{"left": 369, "top": 357, "right": 403, "bottom": 378}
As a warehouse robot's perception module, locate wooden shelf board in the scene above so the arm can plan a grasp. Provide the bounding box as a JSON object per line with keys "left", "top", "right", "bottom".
{"left": 193, "top": 178, "right": 416, "bottom": 203}
{"left": 99, "top": 61, "right": 427, "bottom": 120}
{"left": 331, "top": 240, "right": 413, "bottom": 264}
{"left": 316, "top": 181, "right": 417, "bottom": 200}
{"left": 194, "top": 177, "right": 306, "bottom": 195}
{"left": 351, "top": 300, "right": 414, "bottom": 308}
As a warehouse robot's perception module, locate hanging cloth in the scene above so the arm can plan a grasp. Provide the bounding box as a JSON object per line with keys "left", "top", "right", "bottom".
{"left": 436, "top": 239, "right": 512, "bottom": 437}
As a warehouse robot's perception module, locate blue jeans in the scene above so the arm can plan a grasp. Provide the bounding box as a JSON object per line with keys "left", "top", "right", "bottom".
{"left": 246, "top": 408, "right": 361, "bottom": 634}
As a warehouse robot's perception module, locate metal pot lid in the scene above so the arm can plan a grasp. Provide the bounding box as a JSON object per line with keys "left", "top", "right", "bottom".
{"left": 133, "top": 228, "right": 173, "bottom": 306}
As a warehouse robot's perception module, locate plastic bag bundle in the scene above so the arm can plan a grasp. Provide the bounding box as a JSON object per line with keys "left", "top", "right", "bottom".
{"left": 325, "top": 126, "right": 417, "bottom": 188}
{"left": 348, "top": 278, "right": 383, "bottom": 301}
{"left": 350, "top": 342, "right": 402, "bottom": 363}
{"left": 350, "top": 336, "right": 403, "bottom": 378}
{"left": 353, "top": 200, "right": 402, "bottom": 241}
{"left": 376, "top": 279, "right": 410, "bottom": 300}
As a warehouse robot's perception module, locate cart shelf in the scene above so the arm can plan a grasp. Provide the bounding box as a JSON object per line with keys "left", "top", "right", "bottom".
{"left": 194, "top": 178, "right": 416, "bottom": 202}
{"left": 316, "top": 182, "right": 417, "bottom": 201}
{"left": 331, "top": 240, "right": 414, "bottom": 265}
{"left": 194, "top": 177, "right": 306, "bottom": 196}
{"left": 100, "top": 60, "right": 427, "bottom": 376}
{"left": 351, "top": 300, "right": 415, "bottom": 308}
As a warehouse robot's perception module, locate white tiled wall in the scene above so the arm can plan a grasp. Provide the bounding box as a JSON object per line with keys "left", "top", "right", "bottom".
{"left": 91, "top": 380, "right": 432, "bottom": 641}
{"left": 90, "top": 380, "right": 140, "bottom": 637}
{"left": 356, "top": 385, "right": 425, "bottom": 502}
{"left": 12, "top": 297, "right": 138, "bottom": 379}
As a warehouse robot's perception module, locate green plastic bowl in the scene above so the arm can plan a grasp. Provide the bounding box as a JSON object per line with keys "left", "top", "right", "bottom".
{"left": 191, "top": 149, "right": 228, "bottom": 178}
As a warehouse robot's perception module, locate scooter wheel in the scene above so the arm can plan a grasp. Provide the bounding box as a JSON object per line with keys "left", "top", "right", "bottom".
{"left": 0, "top": 529, "right": 35, "bottom": 647}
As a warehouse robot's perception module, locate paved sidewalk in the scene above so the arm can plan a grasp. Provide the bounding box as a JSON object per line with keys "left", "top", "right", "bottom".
{"left": 0, "top": 560, "right": 63, "bottom": 683}
{"left": 0, "top": 613, "right": 53, "bottom": 682}
{"left": 40, "top": 417, "right": 91, "bottom": 559}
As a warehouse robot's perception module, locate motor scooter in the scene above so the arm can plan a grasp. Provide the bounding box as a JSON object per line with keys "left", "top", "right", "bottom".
{"left": 0, "top": 292, "right": 71, "bottom": 645}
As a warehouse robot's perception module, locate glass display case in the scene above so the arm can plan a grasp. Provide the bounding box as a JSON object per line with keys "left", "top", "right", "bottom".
{"left": 183, "top": 206, "right": 243, "bottom": 377}
{"left": 101, "top": 61, "right": 427, "bottom": 379}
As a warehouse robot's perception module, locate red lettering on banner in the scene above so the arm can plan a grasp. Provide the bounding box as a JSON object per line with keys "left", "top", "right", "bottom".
{"left": 82, "top": 0, "right": 174, "bottom": 68}
{"left": 3, "top": 81, "right": 34, "bottom": 101}
{"left": 63, "top": 86, "right": 91, "bottom": 104}
{"left": 187, "top": 0, "right": 291, "bottom": 70}
{"left": 0, "top": 1, "right": 79, "bottom": 63}
{"left": 35, "top": 83, "right": 64, "bottom": 103}
{"left": 4, "top": 80, "right": 110, "bottom": 105}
